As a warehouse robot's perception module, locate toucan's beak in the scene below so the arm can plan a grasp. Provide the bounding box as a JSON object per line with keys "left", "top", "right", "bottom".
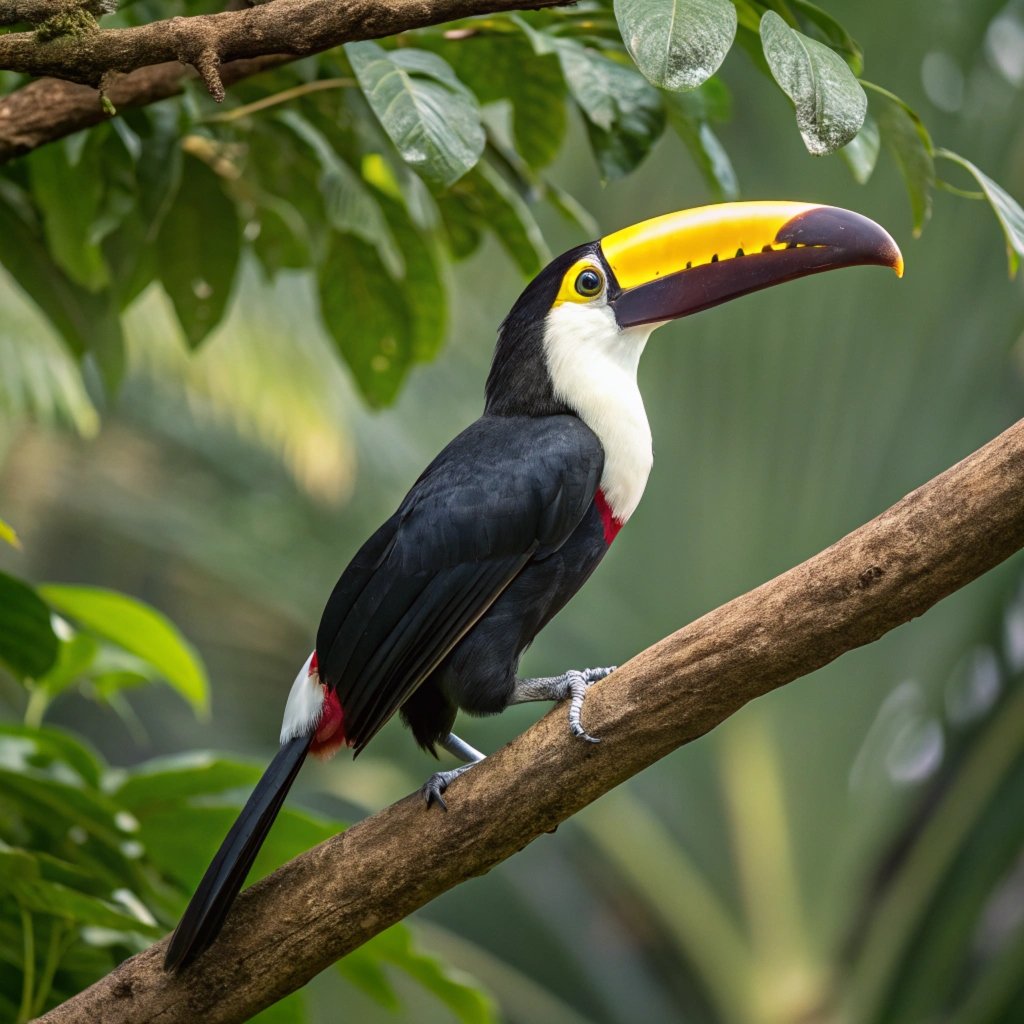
{"left": 603, "top": 202, "right": 904, "bottom": 329}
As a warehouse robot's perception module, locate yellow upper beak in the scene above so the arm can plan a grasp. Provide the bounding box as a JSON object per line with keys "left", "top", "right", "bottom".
{"left": 601, "top": 201, "right": 903, "bottom": 329}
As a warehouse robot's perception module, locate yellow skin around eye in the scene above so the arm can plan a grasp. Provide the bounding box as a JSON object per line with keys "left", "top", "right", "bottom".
{"left": 552, "top": 259, "right": 606, "bottom": 306}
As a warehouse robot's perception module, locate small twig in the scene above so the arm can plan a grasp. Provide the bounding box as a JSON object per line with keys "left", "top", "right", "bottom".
{"left": 191, "top": 48, "right": 225, "bottom": 102}
{"left": 202, "top": 76, "right": 355, "bottom": 123}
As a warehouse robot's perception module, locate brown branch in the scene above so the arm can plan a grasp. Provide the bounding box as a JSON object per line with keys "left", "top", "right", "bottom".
{"left": 0, "top": 0, "right": 564, "bottom": 163}
{"left": 0, "top": 55, "right": 290, "bottom": 163}
{"left": 36, "top": 418, "right": 1024, "bottom": 1024}
{"left": 0, "top": 0, "right": 113, "bottom": 28}
{"left": 0, "top": 0, "right": 563, "bottom": 83}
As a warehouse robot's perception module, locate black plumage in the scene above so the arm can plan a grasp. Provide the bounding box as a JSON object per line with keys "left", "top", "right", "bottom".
{"left": 317, "top": 413, "right": 606, "bottom": 753}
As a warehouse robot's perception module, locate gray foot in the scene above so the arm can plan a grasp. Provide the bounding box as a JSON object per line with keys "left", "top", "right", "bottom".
{"left": 422, "top": 731, "right": 486, "bottom": 811}
{"left": 510, "top": 665, "right": 617, "bottom": 744}
{"left": 421, "top": 763, "right": 476, "bottom": 811}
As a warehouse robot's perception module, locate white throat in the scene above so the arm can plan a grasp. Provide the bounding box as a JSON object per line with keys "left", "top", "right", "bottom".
{"left": 543, "top": 303, "right": 654, "bottom": 522}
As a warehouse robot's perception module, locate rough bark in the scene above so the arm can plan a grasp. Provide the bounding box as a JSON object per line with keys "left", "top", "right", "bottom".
{"left": 34, "top": 417, "right": 1024, "bottom": 1023}
{"left": 0, "top": 0, "right": 565, "bottom": 163}
{"left": 0, "top": 55, "right": 290, "bottom": 163}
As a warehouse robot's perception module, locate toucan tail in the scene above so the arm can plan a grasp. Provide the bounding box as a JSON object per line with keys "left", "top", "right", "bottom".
{"left": 163, "top": 733, "right": 311, "bottom": 972}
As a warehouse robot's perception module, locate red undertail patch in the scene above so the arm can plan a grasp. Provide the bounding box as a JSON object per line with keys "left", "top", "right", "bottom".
{"left": 311, "top": 684, "right": 348, "bottom": 760}
{"left": 595, "top": 489, "right": 624, "bottom": 545}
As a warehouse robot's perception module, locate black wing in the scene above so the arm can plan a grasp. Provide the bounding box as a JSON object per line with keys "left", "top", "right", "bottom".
{"left": 316, "top": 414, "right": 604, "bottom": 752}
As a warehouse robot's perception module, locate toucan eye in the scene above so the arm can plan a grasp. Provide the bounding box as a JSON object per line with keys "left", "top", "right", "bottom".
{"left": 574, "top": 267, "right": 604, "bottom": 298}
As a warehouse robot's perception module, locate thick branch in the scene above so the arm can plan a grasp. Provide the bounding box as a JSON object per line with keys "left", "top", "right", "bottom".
{"left": 38, "top": 418, "right": 1024, "bottom": 1023}
{"left": 0, "top": 0, "right": 560, "bottom": 83}
{"left": 0, "top": 0, "right": 562, "bottom": 163}
{"left": 0, "top": 56, "right": 289, "bottom": 163}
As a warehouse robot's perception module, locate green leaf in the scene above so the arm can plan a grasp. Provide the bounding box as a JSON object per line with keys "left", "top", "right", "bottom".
{"left": 37, "top": 585, "right": 209, "bottom": 715}
{"left": 36, "top": 632, "right": 100, "bottom": 699}
{"left": 0, "top": 572, "right": 58, "bottom": 680}
{"left": 113, "top": 753, "right": 262, "bottom": 811}
{"left": 347, "top": 41, "right": 485, "bottom": 188}
{"left": 0, "top": 515, "right": 19, "bottom": 549}
{"left": 868, "top": 83, "right": 935, "bottom": 236}
{"left": 444, "top": 33, "right": 567, "bottom": 170}
{"left": 840, "top": 114, "right": 880, "bottom": 185}
{"left": 0, "top": 184, "right": 125, "bottom": 390}
{"left": 664, "top": 92, "right": 739, "bottom": 200}
{"left": 614, "top": 0, "right": 737, "bottom": 91}
{"left": 792, "top": 0, "right": 863, "bottom": 75}
{"left": 28, "top": 138, "right": 109, "bottom": 292}
{"left": 5, "top": 876, "right": 159, "bottom": 934}
{"left": 156, "top": 153, "right": 240, "bottom": 348}
{"left": 140, "top": 804, "right": 334, "bottom": 891}
{"left": 251, "top": 198, "right": 312, "bottom": 277}
{"left": 250, "top": 991, "right": 309, "bottom": 1024}
{"left": 936, "top": 149, "right": 1024, "bottom": 276}
{"left": 0, "top": 724, "right": 103, "bottom": 789}
{"left": 443, "top": 161, "right": 549, "bottom": 276}
{"left": 318, "top": 231, "right": 412, "bottom": 406}
{"left": 348, "top": 925, "right": 498, "bottom": 1024}
{"left": 379, "top": 193, "right": 447, "bottom": 362}
{"left": 556, "top": 41, "right": 666, "bottom": 181}
{"left": 277, "top": 111, "right": 401, "bottom": 276}
{"left": 759, "top": 10, "right": 866, "bottom": 155}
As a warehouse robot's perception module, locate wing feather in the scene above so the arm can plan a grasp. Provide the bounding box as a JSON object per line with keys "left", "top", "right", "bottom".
{"left": 315, "top": 415, "right": 604, "bottom": 751}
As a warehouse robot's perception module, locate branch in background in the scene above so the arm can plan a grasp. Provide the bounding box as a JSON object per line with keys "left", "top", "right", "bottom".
{"left": 0, "top": 0, "right": 565, "bottom": 163}
{"left": 0, "top": 0, "right": 564, "bottom": 86}
{"left": 0, "top": 55, "right": 290, "bottom": 163}
{"left": 34, "top": 418, "right": 1024, "bottom": 1024}
{"left": 0, "top": 0, "right": 114, "bottom": 29}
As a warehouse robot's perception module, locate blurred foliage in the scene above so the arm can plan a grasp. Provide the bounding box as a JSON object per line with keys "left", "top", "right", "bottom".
{"left": 0, "top": 584, "right": 497, "bottom": 1020}
{"left": 0, "top": 0, "right": 1022, "bottom": 407}
{"left": 1, "top": 0, "right": 1024, "bottom": 1022}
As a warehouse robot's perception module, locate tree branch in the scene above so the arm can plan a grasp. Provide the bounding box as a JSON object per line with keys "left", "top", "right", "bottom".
{"left": 0, "top": 56, "right": 290, "bottom": 163}
{"left": 0, "top": 0, "right": 565, "bottom": 163}
{"left": 37, "top": 418, "right": 1024, "bottom": 1023}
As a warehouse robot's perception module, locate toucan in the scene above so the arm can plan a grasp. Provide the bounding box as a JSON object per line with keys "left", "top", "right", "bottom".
{"left": 164, "top": 201, "right": 903, "bottom": 971}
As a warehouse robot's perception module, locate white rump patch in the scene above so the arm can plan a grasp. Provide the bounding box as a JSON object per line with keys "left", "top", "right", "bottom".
{"left": 280, "top": 652, "right": 324, "bottom": 743}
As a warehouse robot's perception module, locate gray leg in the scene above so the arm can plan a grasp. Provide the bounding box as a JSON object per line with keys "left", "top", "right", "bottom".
{"left": 509, "top": 665, "right": 616, "bottom": 744}
{"left": 421, "top": 731, "right": 486, "bottom": 811}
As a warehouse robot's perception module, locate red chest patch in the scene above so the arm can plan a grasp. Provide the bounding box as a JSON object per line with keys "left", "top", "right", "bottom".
{"left": 594, "top": 489, "right": 624, "bottom": 545}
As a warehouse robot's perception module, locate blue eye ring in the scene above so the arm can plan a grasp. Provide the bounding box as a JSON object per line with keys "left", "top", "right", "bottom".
{"left": 575, "top": 267, "right": 604, "bottom": 297}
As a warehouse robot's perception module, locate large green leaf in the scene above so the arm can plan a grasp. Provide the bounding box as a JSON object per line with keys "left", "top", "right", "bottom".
{"left": 936, "top": 149, "right": 1024, "bottom": 276}
{"left": 379, "top": 193, "right": 447, "bottom": 362}
{"left": 868, "top": 83, "right": 935, "bottom": 236}
{"left": 664, "top": 91, "right": 739, "bottom": 200}
{"left": 0, "top": 724, "right": 103, "bottom": 789}
{"left": 792, "top": 0, "right": 863, "bottom": 75}
{"left": 37, "top": 585, "right": 209, "bottom": 714}
{"left": 444, "top": 33, "right": 567, "bottom": 170}
{"left": 318, "top": 231, "right": 412, "bottom": 407}
{"left": 347, "top": 42, "right": 485, "bottom": 188}
{"left": 27, "top": 137, "right": 109, "bottom": 292}
{"left": 760, "top": 10, "right": 866, "bottom": 155}
{"left": 341, "top": 925, "right": 498, "bottom": 1024}
{"left": 614, "top": 0, "right": 737, "bottom": 91}
{"left": 441, "top": 161, "right": 549, "bottom": 276}
{"left": 0, "top": 572, "right": 58, "bottom": 681}
{"left": 113, "top": 753, "right": 262, "bottom": 811}
{"left": 840, "top": 114, "right": 881, "bottom": 185}
{"left": 0, "top": 184, "right": 125, "bottom": 389}
{"left": 277, "top": 111, "right": 401, "bottom": 276}
{"left": 556, "top": 41, "right": 666, "bottom": 181}
{"left": 156, "top": 153, "right": 240, "bottom": 348}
